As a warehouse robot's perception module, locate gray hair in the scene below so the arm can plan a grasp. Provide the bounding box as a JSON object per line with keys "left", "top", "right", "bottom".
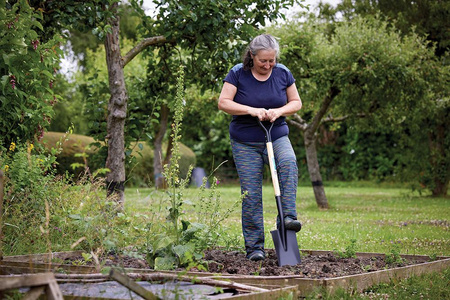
{"left": 243, "top": 34, "right": 280, "bottom": 70}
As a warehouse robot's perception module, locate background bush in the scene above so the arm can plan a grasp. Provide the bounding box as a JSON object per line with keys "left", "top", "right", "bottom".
{"left": 40, "top": 132, "right": 196, "bottom": 186}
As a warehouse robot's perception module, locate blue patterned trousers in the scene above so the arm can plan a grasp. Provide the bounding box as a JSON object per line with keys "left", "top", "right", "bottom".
{"left": 231, "top": 135, "right": 299, "bottom": 255}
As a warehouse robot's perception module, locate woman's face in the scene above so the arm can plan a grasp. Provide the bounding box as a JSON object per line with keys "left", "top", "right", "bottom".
{"left": 251, "top": 49, "right": 277, "bottom": 75}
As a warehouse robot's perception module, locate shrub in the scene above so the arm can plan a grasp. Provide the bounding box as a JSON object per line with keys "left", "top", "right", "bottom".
{"left": 1, "top": 140, "right": 138, "bottom": 256}
{"left": 0, "top": 1, "right": 62, "bottom": 148}
{"left": 39, "top": 132, "right": 196, "bottom": 186}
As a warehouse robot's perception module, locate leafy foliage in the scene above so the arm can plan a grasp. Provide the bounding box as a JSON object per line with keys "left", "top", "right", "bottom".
{"left": 269, "top": 14, "right": 446, "bottom": 194}
{"left": 332, "top": 0, "right": 450, "bottom": 56}
{"left": 0, "top": 1, "right": 62, "bottom": 147}
{"left": 318, "top": 0, "right": 450, "bottom": 195}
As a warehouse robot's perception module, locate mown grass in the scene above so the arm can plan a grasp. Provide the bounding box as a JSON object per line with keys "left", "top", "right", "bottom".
{"left": 126, "top": 181, "right": 449, "bottom": 299}
{"left": 126, "top": 182, "right": 449, "bottom": 256}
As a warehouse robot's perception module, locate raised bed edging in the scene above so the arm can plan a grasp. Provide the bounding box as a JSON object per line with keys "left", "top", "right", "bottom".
{"left": 212, "top": 256, "right": 450, "bottom": 297}
{"left": 1, "top": 250, "right": 449, "bottom": 297}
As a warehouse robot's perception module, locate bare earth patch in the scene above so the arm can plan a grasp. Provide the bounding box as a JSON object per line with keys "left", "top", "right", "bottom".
{"left": 90, "top": 249, "right": 422, "bottom": 278}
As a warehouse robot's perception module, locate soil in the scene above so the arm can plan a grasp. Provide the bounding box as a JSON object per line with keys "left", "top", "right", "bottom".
{"left": 87, "top": 249, "right": 422, "bottom": 279}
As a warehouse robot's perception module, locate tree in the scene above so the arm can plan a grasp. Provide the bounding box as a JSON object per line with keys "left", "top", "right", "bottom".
{"left": 22, "top": 0, "right": 300, "bottom": 204}
{"left": 321, "top": 0, "right": 450, "bottom": 196}
{"left": 332, "top": 0, "right": 450, "bottom": 56}
{"left": 270, "top": 15, "right": 437, "bottom": 208}
{"left": 124, "top": 0, "right": 305, "bottom": 189}
{"left": 100, "top": 0, "right": 302, "bottom": 198}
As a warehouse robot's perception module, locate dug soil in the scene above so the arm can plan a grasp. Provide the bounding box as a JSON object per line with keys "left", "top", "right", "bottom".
{"left": 94, "top": 249, "right": 422, "bottom": 279}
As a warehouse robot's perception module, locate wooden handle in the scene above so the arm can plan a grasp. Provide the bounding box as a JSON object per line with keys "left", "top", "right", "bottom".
{"left": 266, "top": 142, "right": 281, "bottom": 197}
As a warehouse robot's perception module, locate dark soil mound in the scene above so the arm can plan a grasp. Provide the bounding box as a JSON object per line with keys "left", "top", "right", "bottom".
{"left": 203, "top": 249, "right": 396, "bottom": 278}
{"left": 95, "top": 249, "right": 418, "bottom": 279}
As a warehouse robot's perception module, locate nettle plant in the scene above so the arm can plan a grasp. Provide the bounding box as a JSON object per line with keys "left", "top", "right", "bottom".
{"left": 0, "top": 1, "right": 63, "bottom": 148}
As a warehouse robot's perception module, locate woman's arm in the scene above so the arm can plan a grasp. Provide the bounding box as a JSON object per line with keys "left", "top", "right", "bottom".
{"left": 266, "top": 83, "right": 302, "bottom": 122}
{"left": 218, "top": 82, "right": 268, "bottom": 120}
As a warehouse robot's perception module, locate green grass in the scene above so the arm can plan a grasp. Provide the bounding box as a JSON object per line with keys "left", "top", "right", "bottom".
{"left": 125, "top": 182, "right": 449, "bottom": 299}
{"left": 304, "top": 267, "right": 450, "bottom": 300}
{"left": 126, "top": 183, "right": 449, "bottom": 257}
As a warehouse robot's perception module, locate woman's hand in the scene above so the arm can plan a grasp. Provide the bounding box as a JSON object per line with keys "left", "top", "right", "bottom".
{"left": 266, "top": 108, "right": 282, "bottom": 123}
{"left": 249, "top": 107, "right": 269, "bottom": 121}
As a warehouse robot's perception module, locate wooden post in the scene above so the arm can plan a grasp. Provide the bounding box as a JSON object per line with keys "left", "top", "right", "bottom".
{"left": 0, "top": 170, "right": 4, "bottom": 260}
{"left": 109, "top": 268, "right": 159, "bottom": 300}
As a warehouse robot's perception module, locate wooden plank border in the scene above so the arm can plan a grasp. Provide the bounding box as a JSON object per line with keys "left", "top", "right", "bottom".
{"left": 0, "top": 272, "right": 63, "bottom": 300}
{"left": 1, "top": 250, "right": 448, "bottom": 298}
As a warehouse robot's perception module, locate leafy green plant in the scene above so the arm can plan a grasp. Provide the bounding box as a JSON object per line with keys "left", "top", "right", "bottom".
{"left": 193, "top": 172, "right": 241, "bottom": 250}
{"left": 0, "top": 1, "right": 63, "bottom": 148}
{"left": 385, "top": 244, "right": 405, "bottom": 266}
{"left": 334, "top": 239, "right": 358, "bottom": 259}
{"left": 1, "top": 140, "right": 63, "bottom": 254}
{"left": 0, "top": 134, "right": 129, "bottom": 256}
{"left": 138, "top": 67, "right": 198, "bottom": 270}
{"left": 71, "top": 252, "right": 93, "bottom": 266}
{"left": 138, "top": 67, "right": 240, "bottom": 271}
{"left": 428, "top": 253, "right": 438, "bottom": 261}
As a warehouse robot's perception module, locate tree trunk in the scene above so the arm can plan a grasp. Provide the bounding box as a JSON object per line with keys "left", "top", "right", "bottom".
{"left": 154, "top": 104, "right": 170, "bottom": 189}
{"left": 289, "top": 87, "right": 339, "bottom": 209}
{"left": 429, "top": 122, "right": 449, "bottom": 197}
{"left": 104, "top": 4, "right": 127, "bottom": 206}
{"left": 433, "top": 179, "right": 449, "bottom": 197}
{"left": 304, "top": 128, "right": 329, "bottom": 209}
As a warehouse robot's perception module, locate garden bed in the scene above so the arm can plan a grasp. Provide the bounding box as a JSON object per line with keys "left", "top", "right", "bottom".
{"left": 1, "top": 249, "right": 449, "bottom": 298}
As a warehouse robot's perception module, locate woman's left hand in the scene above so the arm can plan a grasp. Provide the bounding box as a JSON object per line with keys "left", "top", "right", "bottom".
{"left": 266, "top": 108, "right": 281, "bottom": 123}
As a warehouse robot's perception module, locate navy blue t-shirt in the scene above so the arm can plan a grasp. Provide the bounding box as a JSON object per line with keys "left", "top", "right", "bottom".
{"left": 223, "top": 63, "right": 295, "bottom": 142}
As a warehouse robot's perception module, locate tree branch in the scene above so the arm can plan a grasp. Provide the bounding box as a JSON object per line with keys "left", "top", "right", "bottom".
{"left": 287, "top": 114, "right": 308, "bottom": 131}
{"left": 309, "top": 86, "right": 340, "bottom": 133}
{"left": 322, "top": 113, "right": 366, "bottom": 124}
{"left": 122, "top": 36, "right": 171, "bottom": 66}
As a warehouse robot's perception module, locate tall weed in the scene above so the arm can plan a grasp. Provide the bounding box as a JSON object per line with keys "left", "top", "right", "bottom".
{"left": 0, "top": 135, "right": 125, "bottom": 257}
{"left": 136, "top": 68, "right": 239, "bottom": 270}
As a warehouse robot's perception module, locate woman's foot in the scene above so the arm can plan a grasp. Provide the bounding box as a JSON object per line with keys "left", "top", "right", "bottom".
{"left": 284, "top": 216, "right": 302, "bottom": 232}
{"left": 246, "top": 250, "right": 265, "bottom": 261}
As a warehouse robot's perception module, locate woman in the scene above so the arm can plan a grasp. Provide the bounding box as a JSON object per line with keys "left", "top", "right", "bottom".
{"left": 218, "top": 34, "right": 302, "bottom": 261}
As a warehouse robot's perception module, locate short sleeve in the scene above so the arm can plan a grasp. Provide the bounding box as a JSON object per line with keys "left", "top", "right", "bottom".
{"left": 223, "top": 63, "right": 243, "bottom": 87}
{"left": 276, "top": 63, "right": 295, "bottom": 87}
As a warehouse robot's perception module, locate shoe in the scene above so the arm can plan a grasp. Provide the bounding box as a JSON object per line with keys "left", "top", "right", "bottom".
{"left": 284, "top": 216, "right": 302, "bottom": 232}
{"left": 247, "top": 250, "right": 265, "bottom": 261}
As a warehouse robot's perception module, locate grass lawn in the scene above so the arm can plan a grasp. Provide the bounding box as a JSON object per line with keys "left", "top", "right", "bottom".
{"left": 126, "top": 182, "right": 449, "bottom": 256}
{"left": 125, "top": 181, "right": 450, "bottom": 299}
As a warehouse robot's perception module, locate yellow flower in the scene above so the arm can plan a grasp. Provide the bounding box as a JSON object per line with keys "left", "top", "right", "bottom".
{"left": 4, "top": 165, "right": 9, "bottom": 172}
{"left": 28, "top": 143, "right": 34, "bottom": 152}
{"left": 9, "top": 142, "right": 16, "bottom": 151}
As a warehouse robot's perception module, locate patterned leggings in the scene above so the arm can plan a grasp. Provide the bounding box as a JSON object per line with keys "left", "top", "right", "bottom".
{"left": 231, "top": 136, "right": 299, "bottom": 254}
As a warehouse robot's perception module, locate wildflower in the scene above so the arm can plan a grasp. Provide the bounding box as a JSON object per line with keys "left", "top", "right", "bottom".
{"left": 9, "top": 75, "right": 16, "bottom": 89}
{"left": 4, "top": 165, "right": 9, "bottom": 172}
{"left": 9, "top": 142, "right": 16, "bottom": 151}
{"left": 216, "top": 179, "right": 220, "bottom": 185}
{"left": 31, "top": 39, "right": 40, "bottom": 50}
{"left": 28, "top": 143, "right": 34, "bottom": 153}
